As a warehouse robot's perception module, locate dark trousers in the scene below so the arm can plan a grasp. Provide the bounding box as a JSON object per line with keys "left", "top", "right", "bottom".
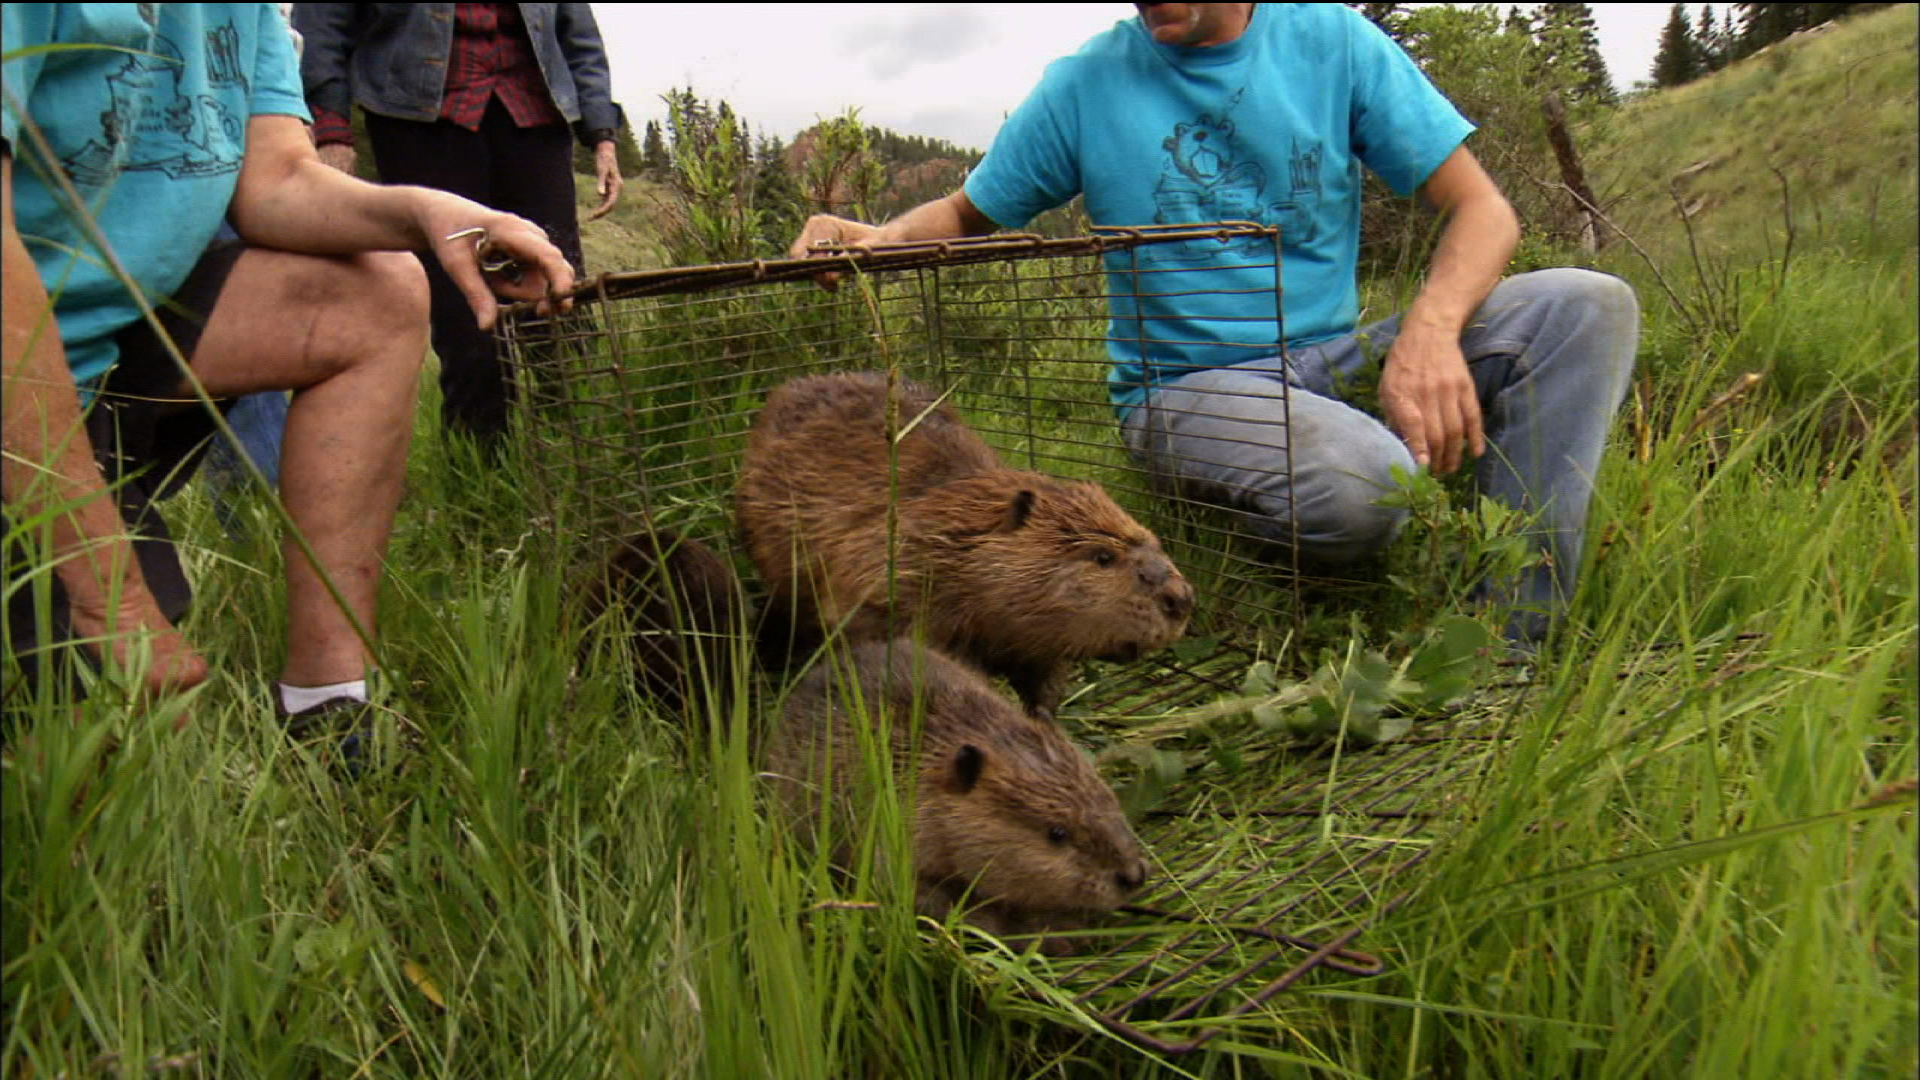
{"left": 364, "top": 98, "right": 584, "bottom": 447}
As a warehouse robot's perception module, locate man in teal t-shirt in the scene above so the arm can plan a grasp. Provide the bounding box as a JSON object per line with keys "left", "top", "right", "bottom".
{"left": 4, "top": 4, "right": 578, "bottom": 750}
{"left": 791, "top": 3, "right": 1638, "bottom": 646}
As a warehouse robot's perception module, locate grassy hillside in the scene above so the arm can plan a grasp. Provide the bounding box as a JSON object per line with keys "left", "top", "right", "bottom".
{"left": 1585, "top": 3, "right": 1917, "bottom": 264}
{"left": 576, "top": 173, "right": 674, "bottom": 274}
{"left": 1555, "top": 4, "right": 1919, "bottom": 472}
{"left": 3, "top": 10, "right": 1916, "bottom": 1079}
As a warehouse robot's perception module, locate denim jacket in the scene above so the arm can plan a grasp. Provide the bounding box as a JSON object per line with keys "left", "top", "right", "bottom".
{"left": 291, "top": 4, "right": 623, "bottom": 147}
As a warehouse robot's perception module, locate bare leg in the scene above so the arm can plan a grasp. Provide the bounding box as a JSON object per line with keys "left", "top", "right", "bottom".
{"left": 183, "top": 249, "right": 429, "bottom": 687}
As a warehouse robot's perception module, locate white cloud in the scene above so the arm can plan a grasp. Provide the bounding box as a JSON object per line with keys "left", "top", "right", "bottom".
{"left": 592, "top": 4, "right": 1119, "bottom": 150}
{"left": 846, "top": 5, "right": 999, "bottom": 81}
{"left": 591, "top": 4, "right": 1682, "bottom": 151}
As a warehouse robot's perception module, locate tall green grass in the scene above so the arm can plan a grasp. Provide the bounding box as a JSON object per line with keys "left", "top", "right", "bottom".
{"left": 6, "top": 39, "right": 1917, "bottom": 1079}
{"left": 8, "top": 244, "right": 1911, "bottom": 1075}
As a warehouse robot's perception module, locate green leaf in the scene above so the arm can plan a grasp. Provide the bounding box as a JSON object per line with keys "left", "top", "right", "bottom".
{"left": 1207, "top": 738, "right": 1245, "bottom": 773}
{"left": 1405, "top": 614, "right": 1494, "bottom": 708}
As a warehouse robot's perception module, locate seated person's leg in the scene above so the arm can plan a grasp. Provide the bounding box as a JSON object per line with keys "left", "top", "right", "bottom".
{"left": 1457, "top": 269, "right": 1638, "bottom": 638}
{"left": 1122, "top": 364, "right": 1416, "bottom": 567}
{"left": 198, "top": 221, "right": 291, "bottom": 513}
{"left": 176, "top": 247, "right": 429, "bottom": 692}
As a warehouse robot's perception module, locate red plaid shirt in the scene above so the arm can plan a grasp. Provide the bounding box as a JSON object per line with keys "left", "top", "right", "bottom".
{"left": 313, "top": 4, "right": 566, "bottom": 146}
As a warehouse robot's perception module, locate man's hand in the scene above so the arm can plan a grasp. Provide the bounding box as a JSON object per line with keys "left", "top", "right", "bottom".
{"left": 229, "top": 118, "right": 579, "bottom": 329}
{"left": 789, "top": 213, "right": 886, "bottom": 258}
{"left": 788, "top": 213, "right": 886, "bottom": 292}
{"left": 1379, "top": 325, "right": 1483, "bottom": 477}
{"left": 316, "top": 142, "right": 356, "bottom": 176}
{"left": 66, "top": 584, "right": 210, "bottom": 729}
{"left": 423, "top": 201, "right": 577, "bottom": 330}
{"left": 587, "top": 140, "right": 622, "bottom": 221}
{"left": 788, "top": 191, "right": 995, "bottom": 290}
{"left": 1387, "top": 145, "right": 1518, "bottom": 476}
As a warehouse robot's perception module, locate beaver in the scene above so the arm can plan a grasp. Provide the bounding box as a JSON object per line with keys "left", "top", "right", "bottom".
{"left": 579, "top": 524, "right": 750, "bottom": 716}
{"left": 765, "top": 638, "right": 1150, "bottom": 954}
{"left": 737, "top": 371, "right": 1194, "bottom": 720}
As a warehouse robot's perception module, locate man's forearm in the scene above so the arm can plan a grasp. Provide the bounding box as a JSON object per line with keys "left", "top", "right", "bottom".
{"left": 874, "top": 190, "right": 998, "bottom": 244}
{"left": 2, "top": 206, "right": 154, "bottom": 619}
{"left": 227, "top": 116, "right": 434, "bottom": 254}
{"left": 1402, "top": 190, "right": 1520, "bottom": 339}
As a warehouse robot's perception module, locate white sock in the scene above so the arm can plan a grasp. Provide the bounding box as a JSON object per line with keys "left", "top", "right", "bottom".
{"left": 279, "top": 679, "right": 368, "bottom": 714}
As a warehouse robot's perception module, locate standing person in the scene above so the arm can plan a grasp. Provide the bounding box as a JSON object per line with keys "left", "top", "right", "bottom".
{"left": 3, "top": 3, "right": 575, "bottom": 753}
{"left": 292, "top": 4, "right": 626, "bottom": 453}
{"left": 790, "top": 3, "right": 1638, "bottom": 650}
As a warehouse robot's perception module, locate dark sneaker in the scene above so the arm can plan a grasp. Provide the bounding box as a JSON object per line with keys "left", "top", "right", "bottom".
{"left": 278, "top": 696, "right": 380, "bottom": 776}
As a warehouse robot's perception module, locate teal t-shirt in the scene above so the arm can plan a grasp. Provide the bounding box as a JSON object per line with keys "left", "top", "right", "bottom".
{"left": 963, "top": 4, "right": 1475, "bottom": 414}
{"left": 2, "top": 3, "right": 309, "bottom": 386}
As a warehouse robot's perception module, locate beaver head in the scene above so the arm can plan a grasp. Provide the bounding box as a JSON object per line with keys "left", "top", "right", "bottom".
{"left": 769, "top": 639, "right": 1151, "bottom": 951}
{"left": 910, "top": 473, "right": 1196, "bottom": 663}
{"left": 915, "top": 717, "right": 1151, "bottom": 922}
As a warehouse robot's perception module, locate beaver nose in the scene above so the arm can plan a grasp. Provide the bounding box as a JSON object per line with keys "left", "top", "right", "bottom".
{"left": 1116, "top": 860, "right": 1149, "bottom": 892}
{"left": 1137, "top": 560, "right": 1170, "bottom": 589}
{"left": 1160, "top": 582, "right": 1194, "bottom": 621}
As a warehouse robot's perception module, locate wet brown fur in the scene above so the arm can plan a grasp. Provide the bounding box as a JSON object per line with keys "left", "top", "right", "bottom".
{"left": 579, "top": 525, "right": 749, "bottom": 716}
{"left": 765, "top": 639, "right": 1150, "bottom": 953}
{"left": 737, "top": 371, "right": 1194, "bottom": 718}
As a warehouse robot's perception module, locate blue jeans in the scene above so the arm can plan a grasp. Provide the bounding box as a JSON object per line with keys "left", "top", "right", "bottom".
{"left": 202, "top": 390, "right": 289, "bottom": 531}
{"left": 1121, "top": 268, "right": 1639, "bottom": 643}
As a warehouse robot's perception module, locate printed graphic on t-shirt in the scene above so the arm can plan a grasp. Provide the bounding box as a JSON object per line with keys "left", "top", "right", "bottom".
{"left": 64, "top": 17, "right": 248, "bottom": 187}
{"left": 1151, "top": 89, "right": 1321, "bottom": 260}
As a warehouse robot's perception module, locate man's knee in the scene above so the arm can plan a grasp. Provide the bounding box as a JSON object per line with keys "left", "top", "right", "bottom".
{"left": 1287, "top": 465, "right": 1411, "bottom": 565}
{"left": 311, "top": 251, "right": 429, "bottom": 389}
{"left": 355, "top": 250, "right": 431, "bottom": 340}
{"left": 1496, "top": 268, "right": 1639, "bottom": 333}
{"left": 1478, "top": 268, "right": 1639, "bottom": 396}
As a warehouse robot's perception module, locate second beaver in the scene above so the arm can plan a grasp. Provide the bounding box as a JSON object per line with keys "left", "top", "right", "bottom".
{"left": 578, "top": 524, "right": 750, "bottom": 717}
{"left": 765, "top": 638, "right": 1151, "bottom": 954}
{"left": 737, "top": 371, "right": 1195, "bottom": 720}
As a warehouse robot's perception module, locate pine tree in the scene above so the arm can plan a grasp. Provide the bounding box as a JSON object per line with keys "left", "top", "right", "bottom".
{"left": 1650, "top": 2, "right": 1700, "bottom": 87}
{"left": 1504, "top": 4, "right": 1534, "bottom": 39}
{"left": 641, "top": 119, "right": 669, "bottom": 176}
{"left": 752, "top": 133, "right": 803, "bottom": 254}
{"left": 662, "top": 86, "right": 713, "bottom": 158}
{"left": 1695, "top": 5, "right": 1723, "bottom": 72}
{"left": 571, "top": 115, "right": 642, "bottom": 177}
{"left": 612, "top": 117, "right": 644, "bottom": 177}
{"left": 1538, "top": 3, "right": 1616, "bottom": 104}
{"left": 1350, "top": 2, "right": 1407, "bottom": 42}
{"left": 1733, "top": 4, "right": 1886, "bottom": 55}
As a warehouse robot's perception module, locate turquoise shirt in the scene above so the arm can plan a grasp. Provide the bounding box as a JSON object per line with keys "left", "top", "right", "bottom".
{"left": 963, "top": 4, "right": 1475, "bottom": 414}
{"left": 2, "top": 4, "right": 309, "bottom": 387}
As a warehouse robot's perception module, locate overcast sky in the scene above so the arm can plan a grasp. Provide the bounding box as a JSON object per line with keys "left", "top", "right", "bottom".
{"left": 591, "top": 4, "right": 1697, "bottom": 153}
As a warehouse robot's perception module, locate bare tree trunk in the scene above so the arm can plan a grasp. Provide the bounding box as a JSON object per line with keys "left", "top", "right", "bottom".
{"left": 1541, "top": 92, "right": 1605, "bottom": 254}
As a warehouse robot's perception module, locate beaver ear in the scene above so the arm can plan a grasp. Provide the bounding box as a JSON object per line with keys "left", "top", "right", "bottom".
{"left": 996, "top": 489, "right": 1037, "bottom": 533}
{"left": 946, "top": 744, "right": 987, "bottom": 795}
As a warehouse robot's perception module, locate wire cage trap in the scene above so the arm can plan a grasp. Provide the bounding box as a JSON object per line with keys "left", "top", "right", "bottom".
{"left": 502, "top": 224, "right": 1306, "bottom": 714}
{"left": 499, "top": 226, "right": 1481, "bottom": 1053}
{"left": 1023, "top": 711, "right": 1510, "bottom": 1054}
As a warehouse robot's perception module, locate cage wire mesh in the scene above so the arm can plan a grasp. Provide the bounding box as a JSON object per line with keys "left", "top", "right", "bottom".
{"left": 1038, "top": 704, "right": 1511, "bottom": 1054}
{"left": 498, "top": 225, "right": 1484, "bottom": 1053}
{"left": 502, "top": 225, "right": 1304, "bottom": 710}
